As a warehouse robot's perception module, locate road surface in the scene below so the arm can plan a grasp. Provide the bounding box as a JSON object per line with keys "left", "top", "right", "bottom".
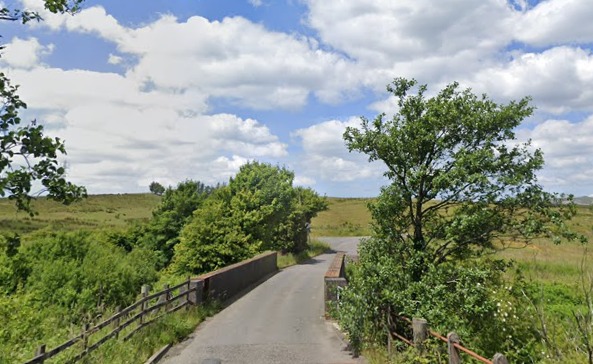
{"left": 161, "top": 237, "right": 363, "bottom": 364}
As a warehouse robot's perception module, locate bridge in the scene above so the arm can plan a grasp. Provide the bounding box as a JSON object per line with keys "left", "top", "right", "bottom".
{"left": 160, "top": 237, "right": 362, "bottom": 364}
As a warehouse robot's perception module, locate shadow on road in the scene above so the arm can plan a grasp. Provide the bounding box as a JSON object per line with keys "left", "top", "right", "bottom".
{"left": 298, "top": 257, "right": 325, "bottom": 265}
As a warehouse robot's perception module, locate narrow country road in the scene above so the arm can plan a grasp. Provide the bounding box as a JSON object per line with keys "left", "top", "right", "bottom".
{"left": 161, "top": 237, "right": 364, "bottom": 364}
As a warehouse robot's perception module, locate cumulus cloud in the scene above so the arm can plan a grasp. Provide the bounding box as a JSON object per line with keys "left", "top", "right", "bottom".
{"left": 292, "top": 118, "right": 383, "bottom": 183}
{"left": 515, "top": 0, "right": 593, "bottom": 46}
{"left": 20, "top": 1, "right": 359, "bottom": 108}
{"left": 517, "top": 115, "right": 593, "bottom": 194}
{"left": 0, "top": 37, "right": 53, "bottom": 69}
{"left": 468, "top": 47, "right": 593, "bottom": 114}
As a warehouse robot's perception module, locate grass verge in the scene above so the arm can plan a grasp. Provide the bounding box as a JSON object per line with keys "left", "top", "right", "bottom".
{"left": 277, "top": 239, "right": 331, "bottom": 269}
{"left": 80, "top": 302, "right": 220, "bottom": 364}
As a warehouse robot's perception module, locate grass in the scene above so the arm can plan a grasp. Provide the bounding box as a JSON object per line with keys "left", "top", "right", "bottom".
{"left": 277, "top": 239, "right": 331, "bottom": 268}
{"left": 79, "top": 303, "right": 219, "bottom": 364}
{"left": 311, "top": 197, "right": 373, "bottom": 237}
{"left": 0, "top": 193, "right": 161, "bottom": 237}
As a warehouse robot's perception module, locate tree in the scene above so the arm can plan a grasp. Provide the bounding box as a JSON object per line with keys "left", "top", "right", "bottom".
{"left": 276, "top": 186, "right": 328, "bottom": 252}
{"left": 148, "top": 181, "right": 165, "bottom": 196}
{"left": 1, "top": 1, "right": 86, "bottom": 214}
{"left": 338, "top": 78, "right": 585, "bottom": 358}
{"left": 171, "top": 162, "right": 327, "bottom": 274}
{"left": 140, "top": 180, "right": 214, "bottom": 267}
{"left": 344, "top": 77, "right": 584, "bottom": 280}
{"left": 1, "top": 1, "right": 84, "bottom": 22}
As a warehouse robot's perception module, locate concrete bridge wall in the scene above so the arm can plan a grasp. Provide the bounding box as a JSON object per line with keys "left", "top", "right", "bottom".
{"left": 197, "top": 251, "right": 278, "bottom": 302}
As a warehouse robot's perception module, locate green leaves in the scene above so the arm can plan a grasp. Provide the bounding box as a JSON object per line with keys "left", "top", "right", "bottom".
{"left": 171, "top": 162, "right": 327, "bottom": 275}
{"left": 0, "top": 69, "right": 86, "bottom": 216}
{"left": 344, "top": 77, "right": 584, "bottom": 266}
{"left": 339, "top": 77, "right": 586, "bottom": 360}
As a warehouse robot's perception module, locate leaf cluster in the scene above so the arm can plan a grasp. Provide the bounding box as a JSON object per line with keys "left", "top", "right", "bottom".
{"left": 344, "top": 78, "right": 585, "bottom": 273}
{"left": 171, "top": 162, "right": 327, "bottom": 274}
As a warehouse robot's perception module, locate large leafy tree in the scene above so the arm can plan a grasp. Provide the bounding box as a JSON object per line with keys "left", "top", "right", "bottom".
{"left": 344, "top": 77, "right": 583, "bottom": 280}
{"left": 1, "top": 0, "right": 86, "bottom": 214}
{"left": 339, "top": 78, "right": 586, "bottom": 359}
{"left": 172, "top": 162, "right": 327, "bottom": 274}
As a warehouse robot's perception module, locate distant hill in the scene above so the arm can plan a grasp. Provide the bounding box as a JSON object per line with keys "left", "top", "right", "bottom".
{"left": 574, "top": 196, "right": 593, "bottom": 205}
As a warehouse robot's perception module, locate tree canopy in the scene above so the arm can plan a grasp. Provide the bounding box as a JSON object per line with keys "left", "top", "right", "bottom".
{"left": 344, "top": 77, "right": 584, "bottom": 279}
{"left": 338, "top": 78, "right": 586, "bottom": 359}
{"left": 0, "top": 0, "right": 86, "bottom": 214}
{"left": 171, "top": 162, "right": 327, "bottom": 274}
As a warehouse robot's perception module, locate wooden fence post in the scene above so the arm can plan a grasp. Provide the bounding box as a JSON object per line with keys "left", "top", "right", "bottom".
{"left": 113, "top": 306, "right": 121, "bottom": 339}
{"left": 493, "top": 353, "right": 509, "bottom": 364}
{"left": 140, "top": 284, "right": 150, "bottom": 326}
{"left": 157, "top": 284, "right": 169, "bottom": 312}
{"left": 447, "top": 332, "right": 461, "bottom": 364}
{"left": 412, "top": 318, "right": 428, "bottom": 351}
{"left": 35, "top": 344, "right": 46, "bottom": 363}
{"left": 188, "top": 279, "right": 200, "bottom": 305}
{"left": 82, "top": 323, "right": 90, "bottom": 353}
{"left": 185, "top": 277, "right": 191, "bottom": 311}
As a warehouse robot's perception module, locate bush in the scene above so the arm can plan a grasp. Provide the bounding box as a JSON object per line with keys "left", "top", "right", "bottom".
{"left": 20, "top": 230, "right": 158, "bottom": 320}
{"left": 338, "top": 236, "right": 540, "bottom": 362}
{"left": 171, "top": 162, "right": 327, "bottom": 275}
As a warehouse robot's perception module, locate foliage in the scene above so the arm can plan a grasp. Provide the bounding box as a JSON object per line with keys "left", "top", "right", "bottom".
{"left": 340, "top": 242, "right": 538, "bottom": 360}
{"left": 0, "top": 230, "right": 158, "bottom": 320}
{"left": 0, "top": 1, "right": 87, "bottom": 215}
{"left": 172, "top": 162, "right": 327, "bottom": 275}
{"left": 1, "top": 0, "right": 83, "bottom": 23}
{"left": 135, "top": 180, "right": 215, "bottom": 267}
{"left": 276, "top": 186, "right": 329, "bottom": 252}
{"left": 344, "top": 78, "right": 584, "bottom": 279}
{"left": 171, "top": 187, "right": 256, "bottom": 274}
{"left": 148, "top": 181, "right": 166, "bottom": 196}
{"left": 339, "top": 78, "right": 586, "bottom": 360}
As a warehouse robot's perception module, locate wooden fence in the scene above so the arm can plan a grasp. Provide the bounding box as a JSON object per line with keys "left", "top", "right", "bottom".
{"left": 24, "top": 278, "right": 202, "bottom": 364}
{"left": 388, "top": 314, "right": 509, "bottom": 364}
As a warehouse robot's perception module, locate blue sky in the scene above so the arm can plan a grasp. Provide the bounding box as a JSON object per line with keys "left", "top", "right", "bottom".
{"left": 1, "top": 0, "right": 593, "bottom": 197}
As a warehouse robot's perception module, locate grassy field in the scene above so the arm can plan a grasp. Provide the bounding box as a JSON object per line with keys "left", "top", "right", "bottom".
{"left": 0, "top": 193, "right": 161, "bottom": 236}
{"left": 311, "top": 197, "right": 374, "bottom": 237}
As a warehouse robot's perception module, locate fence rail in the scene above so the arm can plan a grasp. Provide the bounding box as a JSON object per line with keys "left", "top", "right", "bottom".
{"left": 24, "top": 278, "right": 200, "bottom": 364}
{"left": 388, "top": 314, "right": 509, "bottom": 364}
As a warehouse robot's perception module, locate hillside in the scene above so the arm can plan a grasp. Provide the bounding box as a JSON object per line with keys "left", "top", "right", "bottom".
{"left": 0, "top": 194, "right": 161, "bottom": 236}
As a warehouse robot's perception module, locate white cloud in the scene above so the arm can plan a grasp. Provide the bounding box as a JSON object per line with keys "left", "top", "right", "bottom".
{"left": 515, "top": 0, "right": 593, "bottom": 46}
{"left": 469, "top": 47, "right": 593, "bottom": 114}
{"left": 20, "top": 2, "right": 359, "bottom": 109}
{"left": 4, "top": 60, "right": 286, "bottom": 192}
{"left": 0, "top": 37, "right": 53, "bottom": 69}
{"left": 517, "top": 115, "right": 593, "bottom": 194}
{"left": 248, "top": 0, "right": 264, "bottom": 7}
{"left": 294, "top": 175, "right": 316, "bottom": 186}
{"left": 107, "top": 54, "right": 122, "bottom": 65}
{"left": 292, "top": 118, "right": 383, "bottom": 183}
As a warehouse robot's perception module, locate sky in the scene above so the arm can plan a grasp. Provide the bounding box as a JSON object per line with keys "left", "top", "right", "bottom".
{"left": 1, "top": 0, "right": 593, "bottom": 197}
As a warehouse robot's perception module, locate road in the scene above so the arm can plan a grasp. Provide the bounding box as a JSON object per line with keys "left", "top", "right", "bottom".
{"left": 161, "top": 237, "right": 363, "bottom": 364}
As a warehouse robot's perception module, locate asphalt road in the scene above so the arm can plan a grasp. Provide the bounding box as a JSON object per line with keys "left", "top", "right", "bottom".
{"left": 161, "top": 237, "right": 364, "bottom": 364}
